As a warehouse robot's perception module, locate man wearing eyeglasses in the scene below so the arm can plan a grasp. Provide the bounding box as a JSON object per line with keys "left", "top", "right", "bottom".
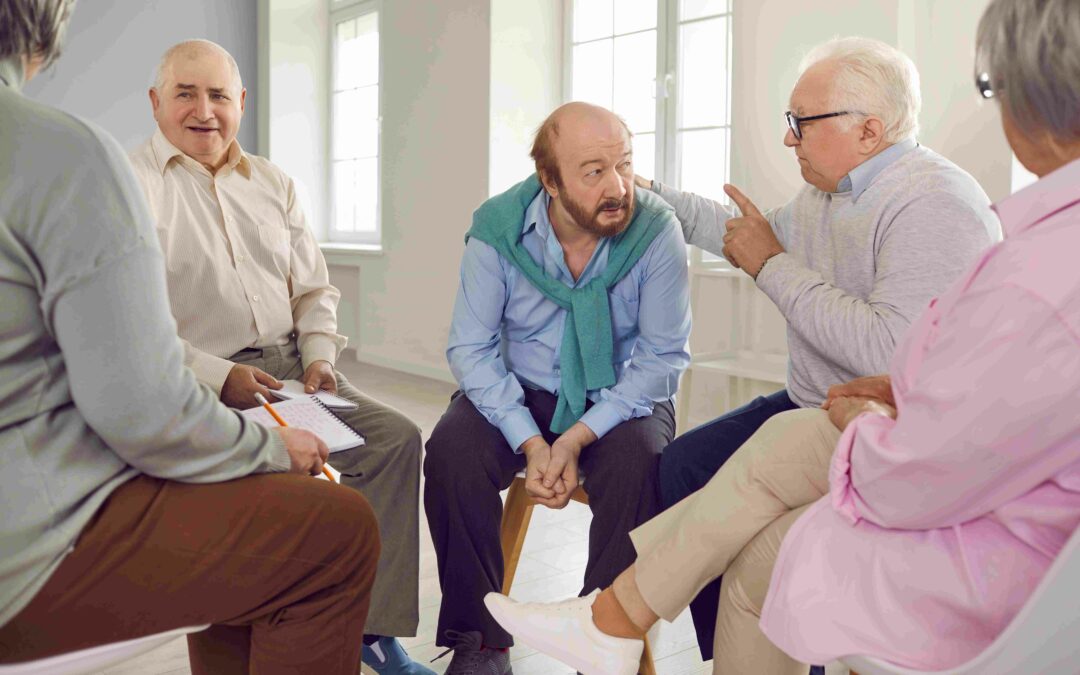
{"left": 637, "top": 36, "right": 1002, "bottom": 661}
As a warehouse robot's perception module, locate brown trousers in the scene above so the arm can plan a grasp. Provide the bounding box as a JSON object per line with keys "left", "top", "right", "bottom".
{"left": 0, "top": 473, "right": 381, "bottom": 674}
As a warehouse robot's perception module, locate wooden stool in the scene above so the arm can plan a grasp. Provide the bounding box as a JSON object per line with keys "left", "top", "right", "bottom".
{"left": 499, "top": 473, "right": 657, "bottom": 675}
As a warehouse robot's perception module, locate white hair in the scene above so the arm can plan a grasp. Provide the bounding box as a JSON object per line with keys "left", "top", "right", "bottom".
{"left": 977, "top": 0, "right": 1080, "bottom": 142}
{"left": 151, "top": 39, "right": 242, "bottom": 92}
{"left": 798, "top": 36, "right": 921, "bottom": 144}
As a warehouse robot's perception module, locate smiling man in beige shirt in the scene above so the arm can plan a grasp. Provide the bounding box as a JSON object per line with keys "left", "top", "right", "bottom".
{"left": 128, "top": 39, "right": 433, "bottom": 675}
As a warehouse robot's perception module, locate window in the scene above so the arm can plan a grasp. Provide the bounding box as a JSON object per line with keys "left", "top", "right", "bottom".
{"left": 329, "top": 1, "right": 380, "bottom": 244}
{"left": 567, "top": 0, "right": 732, "bottom": 204}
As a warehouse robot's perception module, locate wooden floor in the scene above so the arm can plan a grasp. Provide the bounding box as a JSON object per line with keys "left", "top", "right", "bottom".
{"left": 92, "top": 359, "right": 846, "bottom": 674}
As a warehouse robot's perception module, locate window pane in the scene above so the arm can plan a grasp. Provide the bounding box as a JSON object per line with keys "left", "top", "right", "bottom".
{"left": 574, "top": 0, "right": 613, "bottom": 43}
{"left": 572, "top": 39, "right": 614, "bottom": 108}
{"left": 333, "top": 158, "right": 378, "bottom": 234}
{"left": 336, "top": 12, "right": 378, "bottom": 91}
{"left": 614, "top": 0, "right": 657, "bottom": 34}
{"left": 680, "top": 0, "right": 729, "bottom": 21}
{"left": 632, "top": 132, "right": 655, "bottom": 182}
{"left": 333, "top": 86, "right": 379, "bottom": 160}
{"left": 678, "top": 16, "right": 728, "bottom": 128}
{"left": 613, "top": 31, "right": 656, "bottom": 132}
{"left": 678, "top": 128, "right": 728, "bottom": 203}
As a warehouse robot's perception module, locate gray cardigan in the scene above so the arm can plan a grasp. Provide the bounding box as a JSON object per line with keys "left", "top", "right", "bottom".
{"left": 658, "top": 143, "right": 1002, "bottom": 407}
{"left": 0, "top": 58, "right": 291, "bottom": 628}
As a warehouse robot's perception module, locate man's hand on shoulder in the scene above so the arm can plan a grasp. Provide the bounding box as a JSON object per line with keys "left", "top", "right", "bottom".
{"left": 302, "top": 360, "right": 338, "bottom": 395}
{"left": 721, "top": 184, "right": 784, "bottom": 279}
{"left": 221, "top": 363, "right": 283, "bottom": 409}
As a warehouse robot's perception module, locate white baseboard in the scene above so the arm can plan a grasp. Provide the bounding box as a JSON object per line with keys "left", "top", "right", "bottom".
{"left": 347, "top": 348, "right": 457, "bottom": 385}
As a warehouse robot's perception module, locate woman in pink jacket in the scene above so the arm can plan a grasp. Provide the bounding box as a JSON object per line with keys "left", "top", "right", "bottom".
{"left": 482, "top": 0, "right": 1080, "bottom": 673}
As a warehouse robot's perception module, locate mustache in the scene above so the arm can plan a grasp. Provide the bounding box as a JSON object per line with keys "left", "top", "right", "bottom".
{"left": 596, "top": 197, "right": 630, "bottom": 213}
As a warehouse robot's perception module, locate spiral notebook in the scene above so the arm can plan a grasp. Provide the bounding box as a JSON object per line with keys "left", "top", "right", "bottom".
{"left": 240, "top": 396, "right": 365, "bottom": 453}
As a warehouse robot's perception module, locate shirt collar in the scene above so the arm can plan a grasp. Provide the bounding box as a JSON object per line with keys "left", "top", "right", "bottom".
{"left": 836, "top": 137, "right": 917, "bottom": 201}
{"left": 150, "top": 127, "right": 252, "bottom": 179}
{"left": 522, "top": 188, "right": 552, "bottom": 240}
{"left": 993, "top": 156, "right": 1080, "bottom": 238}
{"left": 0, "top": 57, "right": 26, "bottom": 92}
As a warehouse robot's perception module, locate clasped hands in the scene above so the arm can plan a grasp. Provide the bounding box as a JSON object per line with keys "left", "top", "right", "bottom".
{"left": 822, "top": 374, "right": 898, "bottom": 432}
{"left": 519, "top": 422, "right": 598, "bottom": 510}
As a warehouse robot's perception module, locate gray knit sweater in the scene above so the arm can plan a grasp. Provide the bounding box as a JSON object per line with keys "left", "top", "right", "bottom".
{"left": 657, "top": 143, "right": 1002, "bottom": 407}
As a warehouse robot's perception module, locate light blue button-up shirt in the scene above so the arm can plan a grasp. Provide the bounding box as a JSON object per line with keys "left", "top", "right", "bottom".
{"left": 836, "top": 138, "right": 918, "bottom": 201}
{"left": 448, "top": 190, "right": 692, "bottom": 451}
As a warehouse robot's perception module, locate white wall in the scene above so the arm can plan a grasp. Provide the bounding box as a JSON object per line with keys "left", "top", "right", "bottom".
{"left": 259, "top": 0, "right": 330, "bottom": 239}
{"left": 489, "top": 0, "right": 563, "bottom": 196}
{"left": 26, "top": 0, "right": 258, "bottom": 152}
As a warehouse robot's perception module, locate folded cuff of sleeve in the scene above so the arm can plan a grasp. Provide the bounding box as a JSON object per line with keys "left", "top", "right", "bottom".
{"left": 263, "top": 429, "right": 294, "bottom": 473}
{"left": 498, "top": 407, "right": 543, "bottom": 453}
{"left": 189, "top": 350, "right": 239, "bottom": 395}
{"left": 578, "top": 400, "right": 625, "bottom": 440}
{"left": 300, "top": 334, "right": 341, "bottom": 371}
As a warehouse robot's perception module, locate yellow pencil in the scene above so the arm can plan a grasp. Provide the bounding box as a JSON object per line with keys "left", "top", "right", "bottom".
{"left": 254, "top": 392, "right": 336, "bottom": 483}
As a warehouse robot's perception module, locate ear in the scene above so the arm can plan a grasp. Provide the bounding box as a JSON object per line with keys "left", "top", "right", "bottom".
{"left": 149, "top": 88, "right": 161, "bottom": 118}
{"left": 858, "top": 116, "right": 886, "bottom": 154}
{"left": 538, "top": 169, "right": 560, "bottom": 199}
{"left": 239, "top": 88, "right": 247, "bottom": 114}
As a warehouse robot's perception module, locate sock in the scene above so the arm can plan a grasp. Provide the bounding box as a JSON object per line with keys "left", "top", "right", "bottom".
{"left": 591, "top": 587, "right": 647, "bottom": 640}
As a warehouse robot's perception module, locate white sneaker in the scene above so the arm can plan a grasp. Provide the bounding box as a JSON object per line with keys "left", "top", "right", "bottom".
{"left": 483, "top": 590, "right": 643, "bottom": 675}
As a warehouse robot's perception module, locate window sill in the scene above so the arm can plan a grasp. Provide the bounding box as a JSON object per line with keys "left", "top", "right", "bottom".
{"left": 320, "top": 242, "right": 383, "bottom": 268}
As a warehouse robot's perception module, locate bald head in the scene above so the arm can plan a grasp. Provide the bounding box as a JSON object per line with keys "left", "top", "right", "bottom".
{"left": 153, "top": 39, "right": 242, "bottom": 94}
{"left": 531, "top": 102, "right": 631, "bottom": 187}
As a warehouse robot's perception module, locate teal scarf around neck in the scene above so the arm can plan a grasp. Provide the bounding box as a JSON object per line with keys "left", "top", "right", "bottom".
{"left": 466, "top": 173, "right": 675, "bottom": 434}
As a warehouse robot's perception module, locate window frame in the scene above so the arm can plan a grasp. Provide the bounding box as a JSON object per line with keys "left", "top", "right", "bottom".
{"left": 327, "top": 0, "right": 382, "bottom": 246}
{"left": 562, "top": 0, "right": 733, "bottom": 195}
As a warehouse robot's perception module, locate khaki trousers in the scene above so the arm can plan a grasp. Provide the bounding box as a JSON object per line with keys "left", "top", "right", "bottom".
{"left": 630, "top": 408, "right": 841, "bottom": 674}
{"left": 231, "top": 344, "right": 423, "bottom": 637}
{"left": 0, "top": 474, "right": 380, "bottom": 674}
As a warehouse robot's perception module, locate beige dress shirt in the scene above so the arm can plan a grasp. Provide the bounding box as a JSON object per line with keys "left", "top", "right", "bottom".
{"left": 130, "top": 130, "right": 346, "bottom": 393}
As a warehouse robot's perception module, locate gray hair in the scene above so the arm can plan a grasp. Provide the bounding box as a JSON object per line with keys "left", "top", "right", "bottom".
{"left": 151, "top": 39, "right": 242, "bottom": 92}
{"left": 0, "top": 0, "right": 77, "bottom": 69}
{"left": 977, "top": 0, "right": 1080, "bottom": 142}
{"left": 798, "top": 37, "right": 921, "bottom": 144}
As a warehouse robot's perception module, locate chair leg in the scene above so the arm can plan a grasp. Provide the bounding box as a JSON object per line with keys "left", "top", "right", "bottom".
{"left": 639, "top": 637, "right": 657, "bottom": 675}
{"left": 500, "top": 479, "right": 535, "bottom": 595}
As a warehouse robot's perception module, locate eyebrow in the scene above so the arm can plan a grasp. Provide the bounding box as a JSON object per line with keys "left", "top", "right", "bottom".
{"left": 578, "top": 151, "right": 632, "bottom": 169}
{"left": 174, "top": 83, "right": 230, "bottom": 95}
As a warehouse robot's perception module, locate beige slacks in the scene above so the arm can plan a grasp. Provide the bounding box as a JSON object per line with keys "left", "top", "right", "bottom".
{"left": 630, "top": 408, "right": 841, "bottom": 674}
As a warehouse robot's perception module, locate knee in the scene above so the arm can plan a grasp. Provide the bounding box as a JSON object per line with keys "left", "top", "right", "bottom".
{"left": 324, "top": 487, "right": 382, "bottom": 571}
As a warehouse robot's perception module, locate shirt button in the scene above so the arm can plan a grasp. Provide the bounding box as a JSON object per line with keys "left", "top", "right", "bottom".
{"left": 236, "top": 254, "right": 246, "bottom": 263}
{"left": 252, "top": 295, "right": 261, "bottom": 302}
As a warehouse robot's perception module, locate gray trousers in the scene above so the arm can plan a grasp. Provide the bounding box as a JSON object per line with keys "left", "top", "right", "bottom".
{"left": 230, "top": 343, "right": 422, "bottom": 637}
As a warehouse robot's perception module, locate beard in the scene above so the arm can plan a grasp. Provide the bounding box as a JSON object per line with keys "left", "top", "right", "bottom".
{"left": 560, "top": 189, "right": 635, "bottom": 238}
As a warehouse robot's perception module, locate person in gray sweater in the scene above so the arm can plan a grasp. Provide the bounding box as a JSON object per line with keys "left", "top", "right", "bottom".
{"left": 0, "top": 2, "right": 379, "bottom": 673}
{"left": 647, "top": 36, "right": 1002, "bottom": 660}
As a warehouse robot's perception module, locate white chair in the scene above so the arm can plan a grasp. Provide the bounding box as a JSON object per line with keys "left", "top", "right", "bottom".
{"left": 842, "top": 524, "right": 1080, "bottom": 675}
{"left": 0, "top": 624, "right": 208, "bottom": 675}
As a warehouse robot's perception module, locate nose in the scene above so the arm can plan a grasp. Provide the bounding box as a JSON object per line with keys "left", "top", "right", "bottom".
{"left": 604, "top": 167, "right": 627, "bottom": 198}
{"left": 194, "top": 95, "right": 213, "bottom": 120}
{"left": 783, "top": 127, "right": 799, "bottom": 147}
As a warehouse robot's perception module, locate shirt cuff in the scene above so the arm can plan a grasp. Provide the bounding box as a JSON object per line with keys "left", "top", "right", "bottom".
{"left": 578, "top": 400, "right": 625, "bottom": 440}
{"left": 189, "top": 350, "right": 239, "bottom": 395}
{"left": 299, "top": 334, "right": 341, "bottom": 371}
{"left": 498, "top": 407, "right": 543, "bottom": 453}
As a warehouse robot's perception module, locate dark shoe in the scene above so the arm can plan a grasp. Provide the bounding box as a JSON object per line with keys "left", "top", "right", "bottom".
{"left": 362, "top": 636, "right": 437, "bottom": 674}
{"left": 433, "top": 630, "right": 512, "bottom": 675}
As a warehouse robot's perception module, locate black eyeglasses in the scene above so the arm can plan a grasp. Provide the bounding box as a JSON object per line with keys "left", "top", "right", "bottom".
{"left": 975, "top": 72, "right": 995, "bottom": 99}
{"left": 784, "top": 110, "right": 863, "bottom": 140}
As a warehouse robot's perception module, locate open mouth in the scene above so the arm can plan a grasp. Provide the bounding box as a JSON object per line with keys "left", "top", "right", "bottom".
{"left": 187, "top": 126, "right": 219, "bottom": 134}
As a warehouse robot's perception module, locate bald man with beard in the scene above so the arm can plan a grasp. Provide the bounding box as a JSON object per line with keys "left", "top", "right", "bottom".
{"left": 422, "top": 102, "right": 692, "bottom": 674}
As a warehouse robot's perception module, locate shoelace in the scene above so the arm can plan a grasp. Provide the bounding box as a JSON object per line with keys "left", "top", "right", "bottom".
{"left": 431, "top": 629, "right": 490, "bottom": 672}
